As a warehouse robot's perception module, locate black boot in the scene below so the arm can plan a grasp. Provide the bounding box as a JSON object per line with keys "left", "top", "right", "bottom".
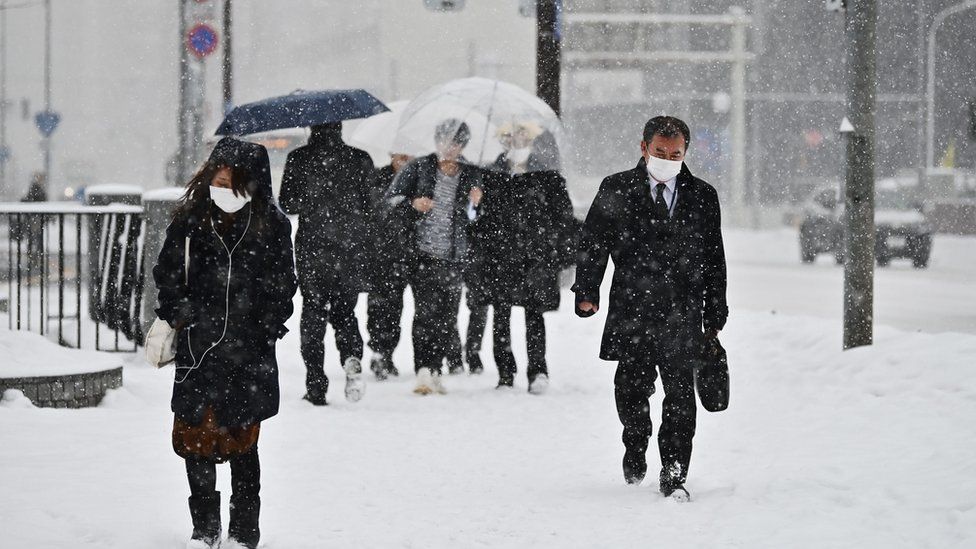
{"left": 623, "top": 448, "right": 647, "bottom": 485}
{"left": 228, "top": 447, "right": 261, "bottom": 549}
{"left": 303, "top": 373, "right": 329, "bottom": 406}
{"left": 228, "top": 495, "right": 260, "bottom": 549}
{"left": 188, "top": 492, "right": 221, "bottom": 548}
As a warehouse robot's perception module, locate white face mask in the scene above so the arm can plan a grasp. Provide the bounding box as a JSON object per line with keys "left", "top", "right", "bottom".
{"left": 508, "top": 147, "right": 532, "bottom": 164}
{"left": 646, "top": 155, "right": 683, "bottom": 183}
{"left": 210, "top": 185, "right": 251, "bottom": 213}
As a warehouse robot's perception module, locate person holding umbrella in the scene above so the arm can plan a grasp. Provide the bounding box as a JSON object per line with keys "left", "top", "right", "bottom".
{"left": 154, "top": 138, "right": 297, "bottom": 549}
{"left": 217, "top": 89, "right": 389, "bottom": 406}
{"left": 468, "top": 124, "right": 577, "bottom": 393}
{"left": 383, "top": 119, "right": 483, "bottom": 395}
{"left": 279, "top": 122, "right": 375, "bottom": 406}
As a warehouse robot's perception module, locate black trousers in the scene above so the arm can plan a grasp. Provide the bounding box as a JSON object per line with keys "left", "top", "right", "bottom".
{"left": 366, "top": 275, "right": 408, "bottom": 358}
{"left": 465, "top": 294, "right": 488, "bottom": 361}
{"left": 492, "top": 305, "right": 548, "bottom": 382}
{"left": 300, "top": 287, "right": 363, "bottom": 393}
{"left": 185, "top": 445, "right": 261, "bottom": 546}
{"left": 614, "top": 351, "right": 697, "bottom": 485}
{"left": 410, "top": 255, "right": 462, "bottom": 373}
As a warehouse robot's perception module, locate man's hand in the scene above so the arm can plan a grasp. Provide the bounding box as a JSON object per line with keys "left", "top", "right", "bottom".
{"left": 412, "top": 197, "right": 434, "bottom": 213}
{"left": 469, "top": 187, "right": 483, "bottom": 207}
{"left": 577, "top": 301, "right": 599, "bottom": 317}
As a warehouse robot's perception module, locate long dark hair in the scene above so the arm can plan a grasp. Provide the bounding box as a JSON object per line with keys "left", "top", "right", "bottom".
{"left": 172, "top": 159, "right": 252, "bottom": 224}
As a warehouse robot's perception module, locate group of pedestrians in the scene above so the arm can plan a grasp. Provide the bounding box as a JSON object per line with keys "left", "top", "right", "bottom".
{"left": 152, "top": 114, "right": 727, "bottom": 548}
{"left": 280, "top": 117, "right": 578, "bottom": 400}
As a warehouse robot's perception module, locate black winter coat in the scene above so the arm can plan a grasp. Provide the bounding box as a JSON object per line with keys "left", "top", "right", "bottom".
{"left": 367, "top": 164, "right": 405, "bottom": 284}
{"left": 468, "top": 165, "right": 577, "bottom": 311}
{"left": 154, "top": 139, "right": 298, "bottom": 428}
{"left": 382, "top": 154, "right": 483, "bottom": 267}
{"left": 279, "top": 132, "right": 374, "bottom": 294}
{"left": 573, "top": 158, "right": 727, "bottom": 361}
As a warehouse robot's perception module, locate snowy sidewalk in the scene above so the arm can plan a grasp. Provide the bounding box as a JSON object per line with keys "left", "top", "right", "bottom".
{"left": 2, "top": 298, "right": 975, "bottom": 548}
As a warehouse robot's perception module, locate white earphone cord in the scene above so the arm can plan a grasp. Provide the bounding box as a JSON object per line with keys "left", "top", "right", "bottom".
{"left": 175, "top": 207, "right": 253, "bottom": 384}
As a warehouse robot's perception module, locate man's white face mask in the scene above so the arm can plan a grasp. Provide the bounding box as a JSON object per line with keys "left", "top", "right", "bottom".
{"left": 646, "top": 155, "right": 683, "bottom": 183}
{"left": 210, "top": 185, "right": 251, "bottom": 213}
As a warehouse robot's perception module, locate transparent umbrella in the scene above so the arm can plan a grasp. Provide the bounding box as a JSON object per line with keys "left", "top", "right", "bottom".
{"left": 347, "top": 99, "right": 410, "bottom": 156}
{"left": 392, "top": 77, "right": 564, "bottom": 172}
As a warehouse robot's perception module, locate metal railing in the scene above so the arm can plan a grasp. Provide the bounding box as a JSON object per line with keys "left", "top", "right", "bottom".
{"left": 1, "top": 202, "right": 144, "bottom": 352}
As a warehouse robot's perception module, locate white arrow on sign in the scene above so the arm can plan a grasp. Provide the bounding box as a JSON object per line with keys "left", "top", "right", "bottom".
{"left": 839, "top": 117, "right": 855, "bottom": 133}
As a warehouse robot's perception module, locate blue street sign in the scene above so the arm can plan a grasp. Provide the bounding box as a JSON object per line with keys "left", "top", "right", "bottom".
{"left": 35, "top": 110, "right": 61, "bottom": 137}
{"left": 187, "top": 23, "right": 218, "bottom": 59}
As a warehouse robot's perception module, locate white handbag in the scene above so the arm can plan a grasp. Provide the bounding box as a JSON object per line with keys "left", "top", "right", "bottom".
{"left": 145, "top": 237, "right": 189, "bottom": 368}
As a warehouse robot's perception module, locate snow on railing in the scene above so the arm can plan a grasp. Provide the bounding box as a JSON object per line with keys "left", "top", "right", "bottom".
{"left": 1, "top": 202, "right": 145, "bottom": 352}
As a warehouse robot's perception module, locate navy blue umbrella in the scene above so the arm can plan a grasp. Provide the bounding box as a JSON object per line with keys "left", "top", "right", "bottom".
{"left": 215, "top": 89, "right": 389, "bottom": 136}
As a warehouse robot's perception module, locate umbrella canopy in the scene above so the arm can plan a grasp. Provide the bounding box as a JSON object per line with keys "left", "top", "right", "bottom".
{"left": 347, "top": 99, "right": 410, "bottom": 156}
{"left": 216, "top": 89, "right": 389, "bottom": 136}
{"left": 392, "top": 77, "right": 564, "bottom": 172}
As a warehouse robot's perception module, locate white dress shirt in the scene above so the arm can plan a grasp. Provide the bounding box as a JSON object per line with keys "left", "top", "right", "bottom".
{"left": 648, "top": 175, "right": 678, "bottom": 217}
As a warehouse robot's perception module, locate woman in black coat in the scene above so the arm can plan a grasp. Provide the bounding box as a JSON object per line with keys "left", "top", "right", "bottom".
{"left": 153, "top": 137, "right": 297, "bottom": 549}
{"left": 469, "top": 131, "right": 577, "bottom": 392}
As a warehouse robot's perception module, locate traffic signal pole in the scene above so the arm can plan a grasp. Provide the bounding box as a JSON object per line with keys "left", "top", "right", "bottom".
{"left": 536, "top": 0, "right": 560, "bottom": 116}
{"left": 42, "top": 0, "right": 51, "bottom": 185}
{"left": 843, "top": 0, "right": 877, "bottom": 349}
{"left": 222, "top": 0, "right": 232, "bottom": 114}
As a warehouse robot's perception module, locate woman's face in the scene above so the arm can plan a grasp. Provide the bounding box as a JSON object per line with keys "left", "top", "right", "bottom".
{"left": 211, "top": 166, "right": 233, "bottom": 189}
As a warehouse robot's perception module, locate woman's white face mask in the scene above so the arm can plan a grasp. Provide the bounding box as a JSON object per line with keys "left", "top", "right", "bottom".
{"left": 646, "top": 155, "right": 683, "bottom": 183}
{"left": 508, "top": 147, "right": 532, "bottom": 164}
{"left": 210, "top": 185, "right": 251, "bottom": 213}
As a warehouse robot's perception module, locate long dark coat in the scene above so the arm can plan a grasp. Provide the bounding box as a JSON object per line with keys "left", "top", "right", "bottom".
{"left": 573, "top": 158, "right": 727, "bottom": 361}
{"left": 279, "top": 129, "right": 374, "bottom": 294}
{"left": 469, "top": 162, "right": 577, "bottom": 311}
{"left": 381, "top": 153, "right": 483, "bottom": 267}
{"left": 367, "top": 164, "right": 405, "bottom": 285}
{"left": 154, "top": 139, "right": 298, "bottom": 428}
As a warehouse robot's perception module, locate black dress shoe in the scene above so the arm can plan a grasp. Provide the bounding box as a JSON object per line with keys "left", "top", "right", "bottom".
{"left": 467, "top": 353, "right": 484, "bottom": 375}
{"left": 660, "top": 482, "right": 691, "bottom": 501}
{"left": 302, "top": 391, "right": 327, "bottom": 406}
{"left": 623, "top": 448, "right": 647, "bottom": 484}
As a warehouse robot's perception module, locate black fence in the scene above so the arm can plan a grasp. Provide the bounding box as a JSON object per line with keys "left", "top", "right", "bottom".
{"left": 1, "top": 203, "right": 145, "bottom": 352}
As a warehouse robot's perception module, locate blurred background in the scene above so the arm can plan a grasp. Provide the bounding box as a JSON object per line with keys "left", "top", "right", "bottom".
{"left": 1, "top": 0, "right": 975, "bottom": 228}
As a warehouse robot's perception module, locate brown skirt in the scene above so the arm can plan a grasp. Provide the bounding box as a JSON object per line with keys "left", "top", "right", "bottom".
{"left": 172, "top": 408, "right": 260, "bottom": 462}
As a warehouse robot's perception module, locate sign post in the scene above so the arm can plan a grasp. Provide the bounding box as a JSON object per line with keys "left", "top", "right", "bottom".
{"left": 176, "top": 0, "right": 217, "bottom": 186}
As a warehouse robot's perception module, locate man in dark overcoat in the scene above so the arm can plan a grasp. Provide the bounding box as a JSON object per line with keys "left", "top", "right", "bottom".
{"left": 573, "top": 116, "right": 727, "bottom": 501}
{"left": 279, "top": 122, "right": 374, "bottom": 405}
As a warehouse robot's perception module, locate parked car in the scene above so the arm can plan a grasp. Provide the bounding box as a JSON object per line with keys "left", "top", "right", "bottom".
{"left": 798, "top": 185, "right": 932, "bottom": 268}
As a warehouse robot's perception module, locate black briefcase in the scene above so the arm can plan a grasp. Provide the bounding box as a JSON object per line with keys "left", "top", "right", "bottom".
{"left": 695, "top": 337, "right": 729, "bottom": 412}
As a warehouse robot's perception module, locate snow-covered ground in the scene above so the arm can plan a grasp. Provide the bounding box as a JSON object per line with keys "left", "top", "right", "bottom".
{"left": 2, "top": 229, "right": 975, "bottom": 548}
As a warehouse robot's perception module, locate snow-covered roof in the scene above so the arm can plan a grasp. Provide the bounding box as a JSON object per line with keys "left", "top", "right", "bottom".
{"left": 141, "top": 187, "right": 186, "bottom": 202}
{"left": 84, "top": 184, "right": 145, "bottom": 197}
{"left": 0, "top": 202, "right": 143, "bottom": 214}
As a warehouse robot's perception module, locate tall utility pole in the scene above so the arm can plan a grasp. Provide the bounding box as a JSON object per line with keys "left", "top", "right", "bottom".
{"left": 536, "top": 0, "right": 561, "bottom": 116}
{"left": 1, "top": 0, "right": 7, "bottom": 198}
{"left": 42, "top": 0, "right": 51, "bottom": 185}
{"left": 842, "top": 0, "right": 877, "bottom": 350}
{"left": 176, "top": 0, "right": 188, "bottom": 186}
{"left": 221, "top": 0, "right": 232, "bottom": 115}
{"left": 729, "top": 6, "right": 749, "bottom": 228}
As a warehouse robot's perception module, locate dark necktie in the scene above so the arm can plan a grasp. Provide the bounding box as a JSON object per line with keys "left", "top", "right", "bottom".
{"left": 654, "top": 182, "right": 670, "bottom": 219}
